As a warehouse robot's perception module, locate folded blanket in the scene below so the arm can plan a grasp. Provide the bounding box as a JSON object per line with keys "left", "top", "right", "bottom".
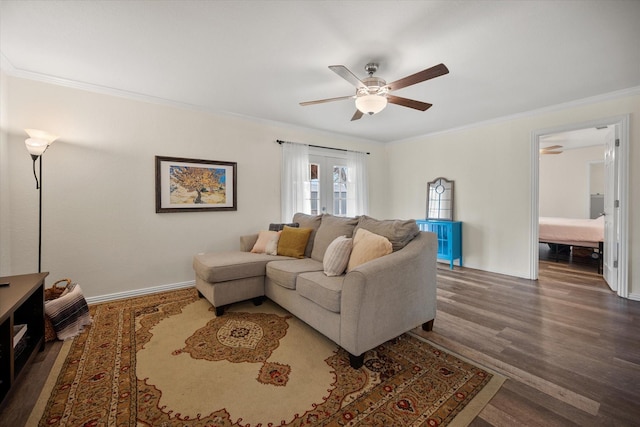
{"left": 44, "top": 283, "right": 92, "bottom": 340}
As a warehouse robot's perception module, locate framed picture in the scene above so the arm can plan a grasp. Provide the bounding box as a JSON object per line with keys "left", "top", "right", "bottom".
{"left": 155, "top": 156, "right": 237, "bottom": 213}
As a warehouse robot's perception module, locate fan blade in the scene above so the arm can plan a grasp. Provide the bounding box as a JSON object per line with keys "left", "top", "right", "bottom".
{"left": 542, "top": 145, "right": 563, "bottom": 151}
{"left": 384, "top": 63, "right": 449, "bottom": 91}
{"left": 541, "top": 151, "right": 562, "bottom": 155}
{"left": 300, "top": 95, "right": 354, "bottom": 106}
{"left": 351, "top": 110, "right": 364, "bottom": 121}
{"left": 329, "top": 65, "right": 367, "bottom": 89}
{"left": 387, "top": 95, "right": 432, "bottom": 111}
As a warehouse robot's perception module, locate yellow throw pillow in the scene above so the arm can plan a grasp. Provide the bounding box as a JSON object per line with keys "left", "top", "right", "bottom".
{"left": 347, "top": 228, "right": 393, "bottom": 272}
{"left": 277, "top": 226, "right": 313, "bottom": 258}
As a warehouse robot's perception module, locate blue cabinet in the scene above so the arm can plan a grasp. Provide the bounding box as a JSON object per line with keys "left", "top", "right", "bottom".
{"left": 416, "top": 220, "right": 462, "bottom": 269}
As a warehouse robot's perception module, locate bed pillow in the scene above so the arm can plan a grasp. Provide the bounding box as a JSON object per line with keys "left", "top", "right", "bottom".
{"left": 277, "top": 226, "right": 313, "bottom": 258}
{"left": 323, "top": 236, "right": 353, "bottom": 276}
{"left": 44, "top": 284, "right": 92, "bottom": 340}
{"left": 251, "top": 230, "right": 280, "bottom": 253}
{"left": 347, "top": 228, "right": 393, "bottom": 272}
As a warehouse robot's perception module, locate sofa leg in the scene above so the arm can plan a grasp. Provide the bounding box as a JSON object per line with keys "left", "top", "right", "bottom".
{"left": 349, "top": 353, "right": 365, "bottom": 369}
{"left": 197, "top": 290, "right": 204, "bottom": 299}
{"left": 215, "top": 306, "right": 224, "bottom": 316}
{"left": 252, "top": 296, "right": 264, "bottom": 306}
{"left": 422, "top": 319, "right": 434, "bottom": 331}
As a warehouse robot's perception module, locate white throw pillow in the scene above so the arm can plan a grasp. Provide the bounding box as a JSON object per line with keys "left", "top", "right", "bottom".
{"left": 251, "top": 230, "right": 280, "bottom": 253}
{"left": 265, "top": 232, "right": 281, "bottom": 255}
{"left": 347, "top": 228, "right": 393, "bottom": 272}
{"left": 323, "top": 235, "right": 353, "bottom": 276}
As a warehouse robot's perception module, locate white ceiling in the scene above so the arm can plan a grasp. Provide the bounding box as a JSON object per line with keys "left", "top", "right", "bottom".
{"left": 1, "top": 1, "right": 639, "bottom": 143}
{"left": 540, "top": 126, "right": 610, "bottom": 151}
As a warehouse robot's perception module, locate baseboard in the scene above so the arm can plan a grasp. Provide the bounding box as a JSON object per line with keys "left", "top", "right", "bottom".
{"left": 85, "top": 280, "right": 195, "bottom": 305}
{"left": 628, "top": 292, "right": 640, "bottom": 302}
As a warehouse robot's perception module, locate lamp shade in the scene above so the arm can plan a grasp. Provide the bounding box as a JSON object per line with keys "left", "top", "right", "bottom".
{"left": 355, "top": 94, "right": 387, "bottom": 115}
{"left": 25, "top": 138, "right": 49, "bottom": 156}
{"left": 25, "top": 129, "right": 58, "bottom": 144}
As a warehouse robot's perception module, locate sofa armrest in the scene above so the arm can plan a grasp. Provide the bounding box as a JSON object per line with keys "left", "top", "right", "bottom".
{"left": 240, "top": 234, "right": 259, "bottom": 252}
{"left": 340, "top": 231, "right": 438, "bottom": 356}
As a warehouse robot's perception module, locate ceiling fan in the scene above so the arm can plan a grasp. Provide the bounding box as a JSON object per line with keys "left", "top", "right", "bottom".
{"left": 540, "top": 145, "right": 563, "bottom": 155}
{"left": 300, "top": 62, "right": 449, "bottom": 121}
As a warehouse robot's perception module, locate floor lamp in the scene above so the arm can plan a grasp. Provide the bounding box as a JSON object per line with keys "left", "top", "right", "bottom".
{"left": 24, "top": 129, "right": 58, "bottom": 273}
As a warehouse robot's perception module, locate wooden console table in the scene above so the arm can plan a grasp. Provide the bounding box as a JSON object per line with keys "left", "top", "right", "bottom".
{"left": 0, "top": 272, "right": 47, "bottom": 406}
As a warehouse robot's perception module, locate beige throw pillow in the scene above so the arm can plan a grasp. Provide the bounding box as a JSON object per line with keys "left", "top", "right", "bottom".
{"left": 347, "top": 228, "right": 393, "bottom": 272}
{"left": 323, "top": 235, "right": 353, "bottom": 276}
{"left": 251, "top": 230, "right": 280, "bottom": 253}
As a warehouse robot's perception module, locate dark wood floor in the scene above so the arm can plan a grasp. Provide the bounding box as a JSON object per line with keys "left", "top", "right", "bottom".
{"left": 417, "top": 258, "right": 640, "bottom": 426}
{"left": 2, "top": 257, "right": 638, "bottom": 426}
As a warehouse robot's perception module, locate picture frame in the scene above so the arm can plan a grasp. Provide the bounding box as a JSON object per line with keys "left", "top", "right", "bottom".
{"left": 155, "top": 156, "right": 237, "bottom": 213}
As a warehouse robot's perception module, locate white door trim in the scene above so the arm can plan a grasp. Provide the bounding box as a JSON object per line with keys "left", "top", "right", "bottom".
{"left": 530, "top": 115, "right": 629, "bottom": 298}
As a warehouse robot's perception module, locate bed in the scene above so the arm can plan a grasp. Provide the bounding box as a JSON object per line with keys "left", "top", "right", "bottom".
{"left": 539, "top": 216, "right": 604, "bottom": 273}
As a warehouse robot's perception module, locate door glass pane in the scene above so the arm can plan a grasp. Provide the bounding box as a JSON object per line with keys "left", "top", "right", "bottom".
{"left": 333, "top": 165, "right": 348, "bottom": 216}
{"left": 310, "top": 163, "right": 320, "bottom": 215}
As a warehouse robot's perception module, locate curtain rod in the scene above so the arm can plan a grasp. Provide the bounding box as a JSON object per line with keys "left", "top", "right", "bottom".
{"left": 276, "top": 139, "right": 370, "bottom": 155}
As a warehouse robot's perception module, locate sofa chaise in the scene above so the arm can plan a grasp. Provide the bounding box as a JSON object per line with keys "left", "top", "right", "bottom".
{"left": 193, "top": 213, "right": 438, "bottom": 368}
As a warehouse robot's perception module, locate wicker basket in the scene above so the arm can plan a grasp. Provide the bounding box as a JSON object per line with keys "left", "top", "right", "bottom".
{"left": 44, "top": 278, "right": 72, "bottom": 342}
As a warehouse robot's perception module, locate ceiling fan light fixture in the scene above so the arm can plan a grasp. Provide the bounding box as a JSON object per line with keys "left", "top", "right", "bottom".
{"left": 355, "top": 94, "right": 387, "bottom": 115}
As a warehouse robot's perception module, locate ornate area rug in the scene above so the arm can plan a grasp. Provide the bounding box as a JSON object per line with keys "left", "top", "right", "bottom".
{"left": 29, "top": 288, "right": 504, "bottom": 426}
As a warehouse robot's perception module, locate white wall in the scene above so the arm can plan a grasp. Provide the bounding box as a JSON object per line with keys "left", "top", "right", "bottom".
{"left": 1, "top": 76, "right": 388, "bottom": 298}
{"left": 386, "top": 92, "right": 639, "bottom": 298}
{"left": 0, "top": 71, "right": 10, "bottom": 274}
{"left": 539, "top": 145, "right": 604, "bottom": 218}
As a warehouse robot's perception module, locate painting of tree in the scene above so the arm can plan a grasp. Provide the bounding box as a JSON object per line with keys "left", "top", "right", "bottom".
{"left": 156, "top": 156, "right": 237, "bottom": 213}
{"left": 170, "top": 166, "right": 226, "bottom": 204}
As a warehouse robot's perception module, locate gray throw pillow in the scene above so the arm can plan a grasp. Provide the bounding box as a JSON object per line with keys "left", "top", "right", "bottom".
{"left": 268, "top": 222, "right": 299, "bottom": 231}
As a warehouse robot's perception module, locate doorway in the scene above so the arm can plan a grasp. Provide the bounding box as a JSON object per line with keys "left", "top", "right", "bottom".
{"left": 530, "top": 115, "right": 629, "bottom": 298}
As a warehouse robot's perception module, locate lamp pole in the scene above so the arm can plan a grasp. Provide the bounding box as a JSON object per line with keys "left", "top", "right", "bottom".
{"left": 25, "top": 129, "right": 58, "bottom": 274}
{"left": 38, "top": 155, "right": 43, "bottom": 273}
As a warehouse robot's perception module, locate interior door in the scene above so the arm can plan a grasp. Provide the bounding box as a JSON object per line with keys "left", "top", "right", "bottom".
{"left": 603, "top": 128, "right": 617, "bottom": 290}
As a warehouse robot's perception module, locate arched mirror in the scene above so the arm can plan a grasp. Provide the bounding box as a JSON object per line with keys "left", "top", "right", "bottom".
{"left": 426, "top": 177, "right": 454, "bottom": 220}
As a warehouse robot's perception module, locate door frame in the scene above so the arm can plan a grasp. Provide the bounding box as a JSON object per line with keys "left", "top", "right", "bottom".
{"left": 529, "top": 115, "right": 629, "bottom": 298}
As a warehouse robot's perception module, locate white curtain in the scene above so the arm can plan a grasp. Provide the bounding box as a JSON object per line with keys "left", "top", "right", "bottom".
{"left": 346, "top": 150, "right": 369, "bottom": 216}
{"left": 281, "top": 142, "right": 310, "bottom": 222}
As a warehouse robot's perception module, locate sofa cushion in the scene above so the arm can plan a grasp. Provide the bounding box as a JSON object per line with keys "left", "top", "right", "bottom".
{"left": 292, "top": 213, "right": 322, "bottom": 258}
{"left": 311, "top": 215, "right": 359, "bottom": 262}
{"left": 297, "top": 272, "right": 344, "bottom": 313}
{"left": 277, "top": 226, "right": 313, "bottom": 258}
{"left": 266, "top": 258, "right": 324, "bottom": 289}
{"left": 347, "top": 228, "right": 393, "bottom": 272}
{"left": 193, "top": 251, "right": 290, "bottom": 283}
{"left": 250, "top": 230, "right": 280, "bottom": 253}
{"left": 353, "top": 215, "right": 420, "bottom": 252}
{"left": 323, "top": 235, "right": 353, "bottom": 276}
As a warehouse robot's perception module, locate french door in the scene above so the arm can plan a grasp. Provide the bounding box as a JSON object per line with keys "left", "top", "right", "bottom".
{"left": 308, "top": 155, "right": 348, "bottom": 216}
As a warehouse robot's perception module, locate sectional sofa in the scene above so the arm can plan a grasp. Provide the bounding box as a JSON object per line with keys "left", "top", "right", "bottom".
{"left": 193, "top": 213, "right": 438, "bottom": 368}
